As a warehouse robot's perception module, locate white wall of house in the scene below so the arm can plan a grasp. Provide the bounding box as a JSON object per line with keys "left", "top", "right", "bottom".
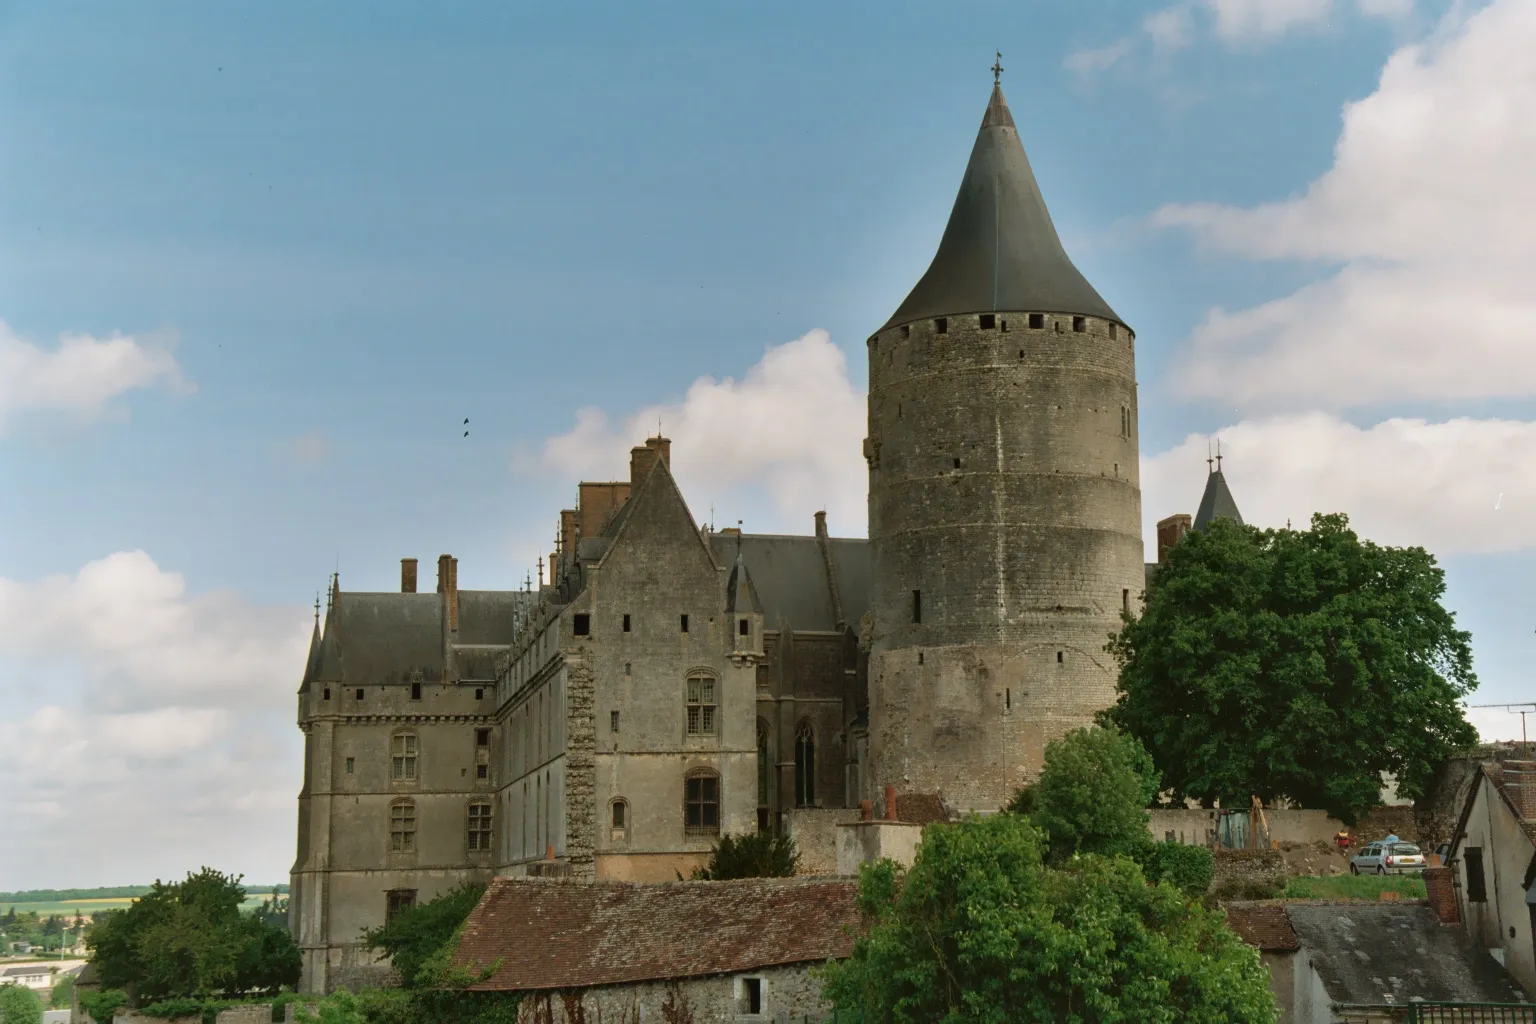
{"left": 1454, "top": 773, "right": 1536, "bottom": 998}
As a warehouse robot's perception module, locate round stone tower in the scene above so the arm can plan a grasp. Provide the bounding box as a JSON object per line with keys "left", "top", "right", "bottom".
{"left": 864, "top": 79, "right": 1143, "bottom": 812}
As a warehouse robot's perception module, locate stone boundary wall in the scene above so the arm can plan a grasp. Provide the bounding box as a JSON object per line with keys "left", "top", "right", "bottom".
{"left": 1150, "top": 806, "right": 1422, "bottom": 849}
{"left": 111, "top": 1002, "right": 317, "bottom": 1023}
{"left": 787, "top": 807, "right": 863, "bottom": 875}
{"left": 1211, "top": 849, "right": 1288, "bottom": 897}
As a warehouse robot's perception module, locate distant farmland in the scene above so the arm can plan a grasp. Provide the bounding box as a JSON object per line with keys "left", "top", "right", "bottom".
{"left": 2, "top": 886, "right": 286, "bottom": 919}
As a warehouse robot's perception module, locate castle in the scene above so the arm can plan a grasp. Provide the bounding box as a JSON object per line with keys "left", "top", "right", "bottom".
{"left": 288, "top": 77, "right": 1243, "bottom": 993}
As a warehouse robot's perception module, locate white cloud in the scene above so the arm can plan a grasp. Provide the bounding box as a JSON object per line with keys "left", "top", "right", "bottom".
{"left": 1146, "top": 5, "right": 1198, "bottom": 51}
{"left": 1142, "top": 412, "right": 1536, "bottom": 560}
{"left": 524, "top": 329, "right": 867, "bottom": 537}
{"left": 1156, "top": 0, "right": 1536, "bottom": 406}
{"left": 1065, "top": 38, "right": 1136, "bottom": 75}
{"left": 0, "top": 554, "right": 309, "bottom": 887}
{"left": 1205, "top": 0, "right": 1337, "bottom": 39}
{"left": 0, "top": 319, "right": 187, "bottom": 433}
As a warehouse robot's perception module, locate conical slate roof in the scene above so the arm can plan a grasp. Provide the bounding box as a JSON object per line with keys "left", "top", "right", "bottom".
{"left": 1193, "top": 466, "right": 1243, "bottom": 530}
{"left": 726, "top": 547, "right": 762, "bottom": 616}
{"left": 298, "top": 618, "right": 322, "bottom": 694}
{"left": 884, "top": 84, "right": 1122, "bottom": 329}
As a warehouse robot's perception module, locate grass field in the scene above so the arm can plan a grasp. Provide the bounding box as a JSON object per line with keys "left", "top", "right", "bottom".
{"left": 1282, "top": 873, "right": 1428, "bottom": 901}
{"left": 4, "top": 895, "right": 278, "bottom": 917}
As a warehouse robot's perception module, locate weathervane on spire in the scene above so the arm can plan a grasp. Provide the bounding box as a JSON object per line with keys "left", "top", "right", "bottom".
{"left": 992, "top": 51, "right": 1004, "bottom": 84}
{"left": 1215, "top": 437, "right": 1224, "bottom": 472}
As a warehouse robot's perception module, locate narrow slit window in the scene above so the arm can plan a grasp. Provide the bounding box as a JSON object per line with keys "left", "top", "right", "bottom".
{"left": 1122, "top": 589, "right": 1130, "bottom": 614}
{"left": 739, "top": 618, "right": 750, "bottom": 637}
{"left": 623, "top": 613, "right": 631, "bottom": 633}
{"left": 1072, "top": 316, "right": 1086, "bottom": 333}
{"left": 934, "top": 317, "right": 948, "bottom": 334}
{"left": 323, "top": 688, "right": 331, "bottom": 701}
{"left": 1465, "top": 847, "right": 1487, "bottom": 902}
{"left": 979, "top": 313, "right": 996, "bottom": 330}
{"left": 611, "top": 799, "right": 627, "bottom": 829}
{"left": 1028, "top": 313, "right": 1044, "bottom": 329}
{"left": 573, "top": 613, "right": 590, "bottom": 636}
{"left": 410, "top": 682, "right": 422, "bottom": 701}
{"left": 611, "top": 710, "right": 620, "bottom": 733}
{"left": 1000, "top": 318, "right": 1009, "bottom": 332}
{"left": 345, "top": 757, "right": 355, "bottom": 774}
{"left": 1005, "top": 689, "right": 1011, "bottom": 711}
{"left": 912, "top": 589, "right": 922, "bottom": 624}
{"left": 1109, "top": 322, "right": 1118, "bottom": 339}
{"left": 680, "top": 614, "right": 690, "bottom": 633}
{"left": 1056, "top": 650, "right": 1064, "bottom": 664}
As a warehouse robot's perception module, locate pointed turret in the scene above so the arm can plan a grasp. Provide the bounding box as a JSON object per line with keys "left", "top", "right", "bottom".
{"left": 1192, "top": 457, "right": 1243, "bottom": 530}
{"left": 726, "top": 547, "right": 762, "bottom": 616}
{"left": 883, "top": 83, "right": 1121, "bottom": 329}
{"left": 314, "top": 578, "right": 343, "bottom": 683}
{"left": 298, "top": 604, "right": 322, "bottom": 695}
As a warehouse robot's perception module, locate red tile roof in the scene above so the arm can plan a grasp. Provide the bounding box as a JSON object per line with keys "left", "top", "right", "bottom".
{"left": 1223, "top": 901, "right": 1300, "bottom": 952}
{"left": 454, "top": 876, "right": 861, "bottom": 991}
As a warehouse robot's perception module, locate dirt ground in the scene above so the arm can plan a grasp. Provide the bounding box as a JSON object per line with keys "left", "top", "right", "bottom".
{"left": 1277, "top": 840, "right": 1353, "bottom": 877}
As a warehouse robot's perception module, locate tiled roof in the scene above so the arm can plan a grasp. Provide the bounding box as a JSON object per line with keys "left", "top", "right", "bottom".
{"left": 895, "top": 793, "right": 949, "bottom": 826}
{"left": 454, "top": 877, "right": 861, "bottom": 991}
{"left": 1222, "top": 901, "right": 1299, "bottom": 952}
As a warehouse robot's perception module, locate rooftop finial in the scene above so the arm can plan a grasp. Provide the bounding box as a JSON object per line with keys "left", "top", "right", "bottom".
{"left": 1207, "top": 439, "right": 1214, "bottom": 474}
{"left": 992, "top": 51, "right": 1004, "bottom": 84}
{"left": 1216, "top": 437, "right": 1224, "bottom": 472}
{"left": 314, "top": 592, "right": 321, "bottom": 624}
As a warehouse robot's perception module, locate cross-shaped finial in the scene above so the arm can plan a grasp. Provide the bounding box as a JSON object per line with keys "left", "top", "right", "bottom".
{"left": 992, "top": 51, "right": 1004, "bottom": 84}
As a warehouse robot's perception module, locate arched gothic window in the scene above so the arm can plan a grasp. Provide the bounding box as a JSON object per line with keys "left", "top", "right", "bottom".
{"left": 794, "top": 721, "right": 815, "bottom": 808}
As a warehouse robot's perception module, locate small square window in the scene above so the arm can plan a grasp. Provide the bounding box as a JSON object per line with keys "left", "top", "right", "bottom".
{"left": 476, "top": 728, "right": 490, "bottom": 747}
{"left": 680, "top": 614, "right": 690, "bottom": 633}
{"left": 934, "top": 317, "right": 948, "bottom": 334}
{"left": 611, "top": 710, "right": 620, "bottom": 733}
{"left": 475, "top": 687, "right": 484, "bottom": 700}
{"left": 1072, "top": 316, "right": 1086, "bottom": 333}
{"left": 624, "top": 662, "right": 632, "bottom": 676}
{"left": 979, "top": 313, "right": 995, "bottom": 330}
{"left": 1028, "top": 313, "right": 1044, "bottom": 329}
{"left": 574, "top": 614, "right": 590, "bottom": 636}
{"left": 345, "top": 757, "right": 355, "bottom": 774}
{"left": 476, "top": 763, "right": 488, "bottom": 780}
{"left": 410, "top": 682, "right": 422, "bottom": 701}
{"left": 623, "top": 613, "right": 631, "bottom": 632}
{"left": 901, "top": 324, "right": 910, "bottom": 338}
{"left": 355, "top": 688, "right": 364, "bottom": 701}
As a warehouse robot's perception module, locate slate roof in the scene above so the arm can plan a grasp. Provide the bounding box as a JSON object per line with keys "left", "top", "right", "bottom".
{"left": 312, "top": 589, "right": 530, "bottom": 686}
{"left": 454, "top": 877, "right": 860, "bottom": 991}
{"left": 1222, "top": 901, "right": 1299, "bottom": 952}
{"left": 708, "top": 534, "right": 871, "bottom": 633}
{"left": 1192, "top": 468, "right": 1243, "bottom": 530}
{"left": 882, "top": 84, "right": 1122, "bottom": 330}
{"left": 1284, "top": 902, "right": 1527, "bottom": 1005}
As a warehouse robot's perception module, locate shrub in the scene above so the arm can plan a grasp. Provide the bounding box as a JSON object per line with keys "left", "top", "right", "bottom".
{"left": 691, "top": 831, "right": 799, "bottom": 880}
{"left": 1145, "top": 843, "right": 1216, "bottom": 897}
{"left": 78, "top": 988, "right": 127, "bottom": 1024}
{"left": 0, "top": 984, "right": 44, "bottom": 1024}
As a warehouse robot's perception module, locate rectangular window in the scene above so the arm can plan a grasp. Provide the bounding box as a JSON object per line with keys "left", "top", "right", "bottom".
{"left": 573, "top": 613, "right": 590, "bottom": 636}
{"left": 355, "top": 688, "right": 364, "bottom": 701}
{"left": 739, "top": 618, "right": 750, "bottom": 637}
{"left": 410, "top": 682, "right": 421, "bottom": 701}
{"left": 467, "top": 802, "right": 493, "bottom": 852}
{"left": 1123, "top": 589, "right": 1130, "bottom": 614}
{"left": 686, "top": 676, "right": 717, "bottom": 736}
{"left": 623, "top": 613, "right": 631, "bottom": 632}
{"left": 1057, "top": 650, "right": 1064, "bottom": 664}
{"left": 745, "top": 978, "right": 763, "bottom": 1015}
{"left": 476, "top": 763, "right": 488, "bottom": 780}
{"left": 934, "top": 317, "right": 948, "bottom": 334}
{"left": 912, "top": 589, "right": 922, "bottom": 624}
{"left": 978, "top": 313, "right": 995, "bottom": 330}
{"left": 391, "top": 734, "right": 418, "bottom": 781}
{"left": 685, "top": 774, "right": 720, "bottom": 833}
{"left": 611, "top": 710, "right": 620, "bottom": 733}
{"left": 1109, "top": 322, "right": 1118, "bottom": 339}
{"left": 345, "top": 757, "right": 355, "bottom": 774}
{"left": 624, "top": 662, "right": 632, "bottom": 676}
{"left": 1028, "top": 313, "right": 1044, "bottom": 329}
{"left": 680, "top": 614, "right": 690, "bottom": 633}
{"left": 474, "top": 688, "right": 484, "bottom": 700}
{"left": 389, "top": 804, "right": 417, "bottom": 853}
{"left": 476, "top": 728, "right": 490, "bottom": 747}
{"left": 323, "top": 688, "right": 331, "bottom": 701}
{"left": 1072, "top": 316, "right": 1086, "bottom": 333}
{"left": 385, "top": 889, "right": 416, "bottom": 922}
{"left": 1466, "top": 847, "right": 1488, "bottom": 903}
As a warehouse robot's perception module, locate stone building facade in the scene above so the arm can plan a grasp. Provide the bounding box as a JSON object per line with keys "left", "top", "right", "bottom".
{"left": 290, "top": 78, "right": 1154, "bottom": 992}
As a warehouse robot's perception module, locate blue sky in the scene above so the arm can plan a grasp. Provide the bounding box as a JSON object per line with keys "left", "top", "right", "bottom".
{"left": 2, "top": 0, "right": 1532, "bottom": 888}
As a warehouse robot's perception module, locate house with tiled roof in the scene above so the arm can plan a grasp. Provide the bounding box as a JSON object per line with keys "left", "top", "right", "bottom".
{"left": 1224, "top": 900, "right": 1528, "bottom": 1022}
{"left": 1447, "top": 759, "right": 1536, "bottom": 997}
{"left": 451, "top": 876, "right": 859, "bottom": 1022}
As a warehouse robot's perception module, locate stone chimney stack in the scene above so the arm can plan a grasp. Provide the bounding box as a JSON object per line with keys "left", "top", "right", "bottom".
{"left": 814, "top": 510, "right": 829, "bottom": 541}
{"left": 437, "top": 554, "right": 459, "bottom": 633}
{"left": 401, "top": 558, "right": 418, "bottom": 594}
{"left": 1504, "top": 760, "right": 1536, "bottom": 820}
{"left": 884, "top": 785, "right": 898, "bottom": 822}
{"left": 645, "top": 435, "right": 671, "bottom": 467}
{"left": 1157, "top": 514, "right": 1192, "bottom": 564}
{"left": 1423, "top": 866, "right": 1461, "bottom": 924}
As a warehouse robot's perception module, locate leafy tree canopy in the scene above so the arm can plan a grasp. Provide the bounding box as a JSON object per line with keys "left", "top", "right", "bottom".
{"left": 690, "top": 831, "right": 799, "bottom": 880}
{"left": 1105, "top": 513, "right": 1478, "bottom": 824}
{"left": 0, "top": 984, "right": 43, "bottom": 1024}
{"left": 85, "top": 868, "right": 300, "bottom": 1004}
{"left": 362, "top": 883, "right": 485, "bottom": 990}
{"left": 1031, "top": 726, "right": 1159, "bottom": 862}
{"left": 820, "top": 814, "right": 1276, "bottom": 1023}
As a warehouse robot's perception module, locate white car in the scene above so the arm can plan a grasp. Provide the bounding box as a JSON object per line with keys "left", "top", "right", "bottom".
{"left": 1350, "top": 841, "right": 1425, "bottom": 875}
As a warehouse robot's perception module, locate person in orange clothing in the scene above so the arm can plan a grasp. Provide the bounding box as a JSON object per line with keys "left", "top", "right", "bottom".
{"left": 1335, "top": 829, "right": 1351, "bottom": 854}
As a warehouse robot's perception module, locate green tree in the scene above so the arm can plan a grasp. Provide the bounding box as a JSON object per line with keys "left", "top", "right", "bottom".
{"left": 690, "top": 831, "right": 799, "bottom": 880}
{"left": 85, "top": 868, "right": 299, "bottom": 1003}
{"left": 49, "top": 973, "right": 75, "bottom": 1010}
{"left": 820, "top": 814, "right": 1275, "bottom": 1023}
{"left": 1030, "top": 726, "right": 1159, "bottom": 863}
{"left": 1106, "top": 513, "right": 1478, "bottom": 823}
{"left": 362, "top": 883, "right": 485, "bottom": 990}
{"left": 0, "top": 984, "right": 43, "bottom": 1024}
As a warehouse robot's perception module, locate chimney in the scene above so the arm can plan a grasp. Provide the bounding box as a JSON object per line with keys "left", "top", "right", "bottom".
{"left": 1504, "top": 760, "right": 1536, "bottom": 820}
{"left": 860, "top": 800, "right": 872, "bottom": 822}
{"left": 560, "top": 509, "right": 579, "bottom": 563}
{"left": 645, "top": 435, "right": 671, "bottom": 468}
{"left": 437, "top": 554, "right": 459, "bottom": 633}
{"left": 630, "top": 445, "right": 657, "bottom": 485}
{"left": 814, "top": 510, "right": 828, "bottom": 541}
{"left": 884, "top": 785, "right": 898, "bottom": 822}
{"left": 1156, "top": 514, "right": 1192, "bottom": 563}
{"left": 546, "top": 844, "right": 555, "bottom": 861}
{"left": 401, "top": 558, "right": 418, "bottom": 594}
{"left": 1423, "top": 867, "right": 1460, "bottom": 924}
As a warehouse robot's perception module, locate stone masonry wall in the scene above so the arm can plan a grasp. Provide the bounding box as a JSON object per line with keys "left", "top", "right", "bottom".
{"left": 866, "top": 311, "right": 1141, "bottom": 812}
{"left": 512, "top": 963, "right": 831, "bottom": 1024}
{"left": 563, "top": 650, "right": 597, "bottom": 881}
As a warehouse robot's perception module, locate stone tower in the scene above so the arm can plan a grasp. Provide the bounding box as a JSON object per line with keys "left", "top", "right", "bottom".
{"left": 863, "top": 79, "right": 1143, "bottom": 812}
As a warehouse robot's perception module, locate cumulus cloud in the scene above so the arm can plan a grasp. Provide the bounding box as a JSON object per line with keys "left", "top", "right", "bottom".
{"left": 1142, "top": 412, "right": 1536, "bottom": 560}
{"left": 1065, "top": 38, "right": 1135, "bottom": 75}
{"left": 0, "top": 319, "right": 187, "bottom": 433}
{"left": 523, "top": 329, "right": 867, "bottom": 537}
{"left": 1464, "top": 705, "right": 1536, "bottom": 745}
{"left": 1156, "top": 0, "right": 1536, "bottom": 406}
{"left": 0, "top": 554, "right": 309, "bottom": 887}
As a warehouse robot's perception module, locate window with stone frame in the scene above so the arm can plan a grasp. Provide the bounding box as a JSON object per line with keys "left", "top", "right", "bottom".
{"left": 391, "top": 731, "right": 418, "bottom": 782}
{"left": 685, "top": 671, "right": 717, "bottom": 736}
{"left": 794, "top": 720, "right": 816, "bottom": 808}
{"left": 385, "top": 888, "right": 417, "bottom": 923}
{"left": 684, "top": 769, "right": 720, "bottom": 835}
{"left": 467, "top": 801, "right": 493, "bottom": 852}
{"left": 610, "top": 798, "right": 629, "bottom": 842}
{"left": 389, "top": 799, "right": 417, "bottom": 853}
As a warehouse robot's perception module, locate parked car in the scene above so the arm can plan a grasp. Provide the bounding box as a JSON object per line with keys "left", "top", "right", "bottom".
{"left": 1350, "top": 841, "right": 1426, "bottom": 875}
